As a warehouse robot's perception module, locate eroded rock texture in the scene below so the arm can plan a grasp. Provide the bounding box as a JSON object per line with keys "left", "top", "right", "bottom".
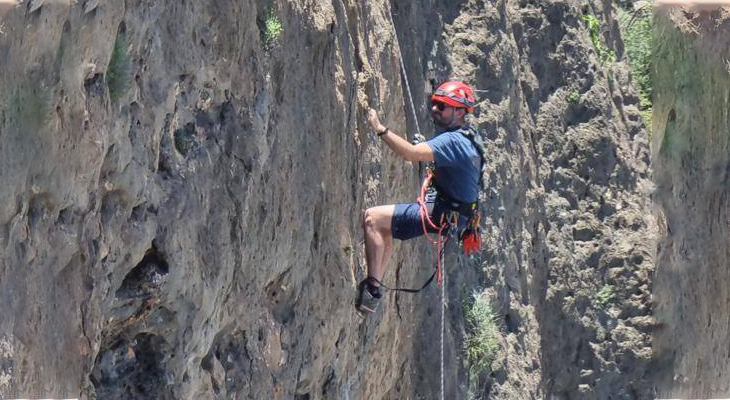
{"left": 0, "top": 0, "right": 654, "bottom": 399}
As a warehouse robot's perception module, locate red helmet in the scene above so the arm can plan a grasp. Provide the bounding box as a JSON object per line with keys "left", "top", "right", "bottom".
{"left": 431, "top": 81, "right": 475, "bottom": 113}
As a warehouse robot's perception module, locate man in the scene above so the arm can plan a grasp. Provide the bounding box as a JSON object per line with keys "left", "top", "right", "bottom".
{"left": 357, "top": 81, "right": 482, "bottom": 314}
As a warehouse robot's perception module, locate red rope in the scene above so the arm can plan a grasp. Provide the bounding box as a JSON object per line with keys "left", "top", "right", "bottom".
{"left": 417, "top": 170, "right": 453, "bottom": 285}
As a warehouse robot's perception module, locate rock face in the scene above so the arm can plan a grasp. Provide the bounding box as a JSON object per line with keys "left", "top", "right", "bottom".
{"left": 652, "top": 9, "right": 730, "bottom": 398}
{"left": 0, "top": 0, "right": 654, "bottom": 399}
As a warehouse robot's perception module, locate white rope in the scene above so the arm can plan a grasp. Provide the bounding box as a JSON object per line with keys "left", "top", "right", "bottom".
{"left": 440, "top": 249, "right": 446, "bottom": 400}
{"left": 385, "top": 4, "right": 422, "bottom": 140}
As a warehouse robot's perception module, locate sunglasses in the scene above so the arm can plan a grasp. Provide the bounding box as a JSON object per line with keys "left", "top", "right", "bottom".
{"left": 431, "top": 101, "right": 447, "bottom": 111}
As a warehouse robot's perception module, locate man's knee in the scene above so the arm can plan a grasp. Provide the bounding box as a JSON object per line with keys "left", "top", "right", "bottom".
{"left": 363, "top": 207, "right": 377, "bottom": 231}
{"left": 362, "top": 206, "right": 391, "bottom": 234}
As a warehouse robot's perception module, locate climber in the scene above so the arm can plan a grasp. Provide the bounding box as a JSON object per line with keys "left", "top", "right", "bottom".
{"left": 356, "top": 81, "right": 484, "bottom": 314}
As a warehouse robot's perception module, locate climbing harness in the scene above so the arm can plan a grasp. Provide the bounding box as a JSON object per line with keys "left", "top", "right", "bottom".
{"left": 417, "top": 169, "right": 458, "bottom": 285}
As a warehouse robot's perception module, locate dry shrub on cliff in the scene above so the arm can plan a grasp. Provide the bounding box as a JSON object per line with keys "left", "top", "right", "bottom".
{"left": 464, "top": 291, "right": 500, "bottom": 388}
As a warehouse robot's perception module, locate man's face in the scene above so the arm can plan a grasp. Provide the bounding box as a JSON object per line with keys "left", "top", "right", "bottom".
{"left": 431, "top": 101, "right": 462, "bottom": 129}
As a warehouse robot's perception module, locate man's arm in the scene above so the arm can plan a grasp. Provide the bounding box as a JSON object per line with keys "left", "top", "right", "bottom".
{"left": 381, "top": 133, "right": 434, "bottom": 163}
{"left": 368, "top": 109, "right": 434, "bottom": 163}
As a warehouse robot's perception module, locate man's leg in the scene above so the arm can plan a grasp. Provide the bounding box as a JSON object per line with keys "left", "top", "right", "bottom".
{"left": 362, "top": 205, "right": 395, "bottom": 285}
{"left": 357, "top": 203, "right": 425, "bottom": 313}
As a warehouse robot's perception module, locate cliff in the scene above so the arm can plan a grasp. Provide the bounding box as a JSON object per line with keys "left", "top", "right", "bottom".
{"left": 0, "top": 0, "right": 654, "bottom": 399}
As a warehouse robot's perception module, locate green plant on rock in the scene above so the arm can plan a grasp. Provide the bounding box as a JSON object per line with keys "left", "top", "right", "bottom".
{"left": 594, "top": 284, "right": 615, "bottom": 307}
{"left": 107, "top": 30, "right": 132, "bottom": 102}
{"left": 464, "top": 291, "right": 500, "bottom": 388}
{"left": 567, "top": 91, "right": 580, "bottom": 104}
{"left": 618, "top": 6, "right": 653, "bottom": 131}
{"left": 583, "top": 14, "right": 616, "bottom": 65}
{"left": 262, "top": 9, "right": 283, "bottom": 49}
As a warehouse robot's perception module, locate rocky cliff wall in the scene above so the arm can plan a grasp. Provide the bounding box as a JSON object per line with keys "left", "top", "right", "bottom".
{"left": 0, "top": 0, "right": 655, "bottom": 399}
{"left": 436, "top": 1, "right": 655, "bottom": 398}
{"left": 652, "top": 8, "right": 730, "bottom": 398}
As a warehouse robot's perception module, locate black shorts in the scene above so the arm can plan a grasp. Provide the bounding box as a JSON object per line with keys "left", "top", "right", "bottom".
{"left": 391, "top": 201, "right": 467, "bottom": 240}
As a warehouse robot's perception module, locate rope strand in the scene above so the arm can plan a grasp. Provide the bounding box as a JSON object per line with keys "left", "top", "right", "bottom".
{"left": 440, "top": 248, "right": 446, "bottom": 400}
{"left": 385, "top": 4, "right": 422, "bottom": 140}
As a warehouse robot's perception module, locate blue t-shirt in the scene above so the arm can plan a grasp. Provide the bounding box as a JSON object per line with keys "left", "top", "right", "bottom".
{"left": 426, "top": 128, "right": 481, "bottom": 204}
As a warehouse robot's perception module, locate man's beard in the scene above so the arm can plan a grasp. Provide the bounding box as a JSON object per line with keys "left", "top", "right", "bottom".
{"left": 432, "top": 113, "right": 456, "bottom": 130}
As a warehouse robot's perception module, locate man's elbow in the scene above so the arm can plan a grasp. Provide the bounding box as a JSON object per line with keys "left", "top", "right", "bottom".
{"left": 403, "top": 152, "right": 417, "bottom": 162}
{"left": 404, "top": 151, "right": 428, "bottom": 163}
{"left": 406, "top": 153, "right": 431, "bottom": 163}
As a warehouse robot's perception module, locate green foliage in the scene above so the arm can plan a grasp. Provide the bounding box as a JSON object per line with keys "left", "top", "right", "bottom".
{"left": 343, "top": 246, "right": 353, "bottom": 256}
{"left": 594, "top": 284, "right": 615, "bottom": 307}
{"left": 618, "top": 7, "right": 653, "bottom": 130}
{"left": 567, "top": 91, "right": 580, "bottom": 104}
{"left": 107, "top": 30, "right": 132, "bottom": 102}
{"left": 583, "top": 14, "right": 616, "bottom": 65}
{"left": 464, "top": 291, "right": 500, "bottom": 388}
{"left": 262, "top": 9, "right": 283, "bottom": 49}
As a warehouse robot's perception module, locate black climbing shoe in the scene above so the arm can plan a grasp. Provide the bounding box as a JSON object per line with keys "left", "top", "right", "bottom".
{"left": 356, "top": 278, "right": 382, "bottom": 314}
